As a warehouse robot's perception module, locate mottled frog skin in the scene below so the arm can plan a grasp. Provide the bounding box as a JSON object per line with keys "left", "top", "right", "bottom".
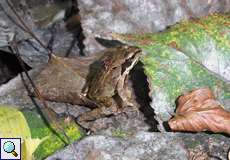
{"left": 78, "top": 45, "right": 141, "bottom": 122}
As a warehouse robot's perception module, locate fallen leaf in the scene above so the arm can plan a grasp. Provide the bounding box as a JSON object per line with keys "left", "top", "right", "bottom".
{"left": 169, "top": 88, "right": 230, "bottom": 135}
{"left": 34, "top": 48, "right": 125, "bottom": 106}
{"left": 0, "top": 105, "right": 31, "bottom": 138}
{"left": 22, "top": 110, "right": 82, "bottom": 159}
{"left": 0, "top": 105, "right": 43, "bottom": 160}
{"left": 34, "top": 54, "right": 102, "bottom": 105}
{"left": 111, "top": 13, "right": 230, "bottom": 121}
{"left": 22, "top": 137, "right": 46, "bottom": 160}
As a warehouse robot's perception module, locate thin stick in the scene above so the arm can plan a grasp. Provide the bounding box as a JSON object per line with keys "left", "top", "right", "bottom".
{"left": 9, "top": 35, "right": 71, "bottom": 144}
{"left": 5, "top": 1, "right": 79, "bottom": 155}
{"left": 10, "top": 40, "right": 80, "bottom": 158}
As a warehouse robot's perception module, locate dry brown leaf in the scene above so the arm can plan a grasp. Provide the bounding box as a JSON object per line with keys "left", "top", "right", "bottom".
{"left": 34, "top": 47, "right": 132, "bottom": 106}
{"left": 169, "top": 88, "right": 230, "bottom": 135}
{"left": 34, "top": 53, "right": 103, "bottom": 105}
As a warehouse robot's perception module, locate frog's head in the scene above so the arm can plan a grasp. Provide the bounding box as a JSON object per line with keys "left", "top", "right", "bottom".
{"left": 86, "top": 45, "right": 142, "bottom": 109}
{"left": 102, "top": 45, "right": 141, "bottom": 71}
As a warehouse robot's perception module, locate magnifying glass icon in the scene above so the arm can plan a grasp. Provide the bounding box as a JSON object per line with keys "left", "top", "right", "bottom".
{"left": 3, "top": 141, "right": 18, "bottom": 157}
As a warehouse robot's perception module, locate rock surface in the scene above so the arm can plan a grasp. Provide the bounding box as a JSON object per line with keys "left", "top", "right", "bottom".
{"left": 78, "top": 0, "right": 230, "bottom": 54}
{"left": 46, "top": 131, "right": 188, "bottom": 160}
{"left": 0, "top": 0, "right": 81, "bottom": 67}
{"left": 46, "top": 131, "right": 230, "bottom": 160}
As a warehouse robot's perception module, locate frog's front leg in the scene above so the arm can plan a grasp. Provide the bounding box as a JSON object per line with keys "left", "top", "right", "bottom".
{"left": 77, "top": 104, "right": 119, "bottom": 122}
{"left": 117, "top": 78, "right": 140, "bottom": 116}
{"left": 79, "top": 94, "right": 98, "bottom": 109}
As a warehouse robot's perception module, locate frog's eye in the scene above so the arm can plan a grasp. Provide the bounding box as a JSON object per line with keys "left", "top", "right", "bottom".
{"left": 112, "top": 67, "right": 117, "bottom": 70}
{"left": 103, "top": 58, "right": 112, "bottom": 69}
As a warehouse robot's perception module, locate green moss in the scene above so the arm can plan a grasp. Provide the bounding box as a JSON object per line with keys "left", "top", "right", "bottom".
{"left": 209, "top": 133, "right": 224, "bottom": 139}
{"left": 22, "top": 110, "right": 83, "bottom": 160}
{"left": 187, "top": 140, "right": 201, "bottom": 149}
{"left": 112, "top": 129, "right": 127, "bottom": 138}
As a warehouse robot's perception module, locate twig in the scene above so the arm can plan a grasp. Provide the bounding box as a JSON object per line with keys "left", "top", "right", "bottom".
{"left": 20, "top": 73, "right": 67, "bottom": 145}
{"left": 11, "top": 42, "right": 81, "bottom": 158}
{"left": 9, "top": 35, "right": 71, "bottom": 144}
{"left": 5, "top": 1, "right": 80, "bottom": 156}
{"left": 5, "top": 0, "right": 71, "bottom": 142}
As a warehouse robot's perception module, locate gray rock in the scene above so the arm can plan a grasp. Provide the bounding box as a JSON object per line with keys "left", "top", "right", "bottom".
{"left": 83, "top": 108, "right": 153, "bottom": 135}
{"left": 181, "top": 133, "right": 230, "bottom": 160}
{"left": 46, "top": 132, "right": 188, "bottom": 160}
{"left": 78, "top": 0, "right": 230, "bottom": 54}
{"left": 0, "top": 0, "right": 81, "bottom": 67}
{"left": 0, "top": 0, "right": 25, "bottom": 48}
{"left": 0, "top": 69, "right": 38, "bottom": 109}
{"left": 0, "top": 0, "right": 49, "bottom": 66}
{"left": 47, "top": 132, "right": 230, "bottom": 160}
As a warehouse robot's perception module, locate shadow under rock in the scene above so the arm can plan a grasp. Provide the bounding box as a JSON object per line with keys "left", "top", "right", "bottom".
{"left": 95, "top": 37, "right": 124, "bottom": 48}
{"left": 0, "top": 50, "right": 31, "bottom": 85}
{"left": 129, "top": 61, "right": 159, "bottom": 132}
{"left": 65, "top": 0, "right": 85, "bottom": 56}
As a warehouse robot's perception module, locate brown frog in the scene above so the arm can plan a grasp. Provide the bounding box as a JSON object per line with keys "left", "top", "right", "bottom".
{"left": 78, "top": 45, "right": 141, "bottom": 122}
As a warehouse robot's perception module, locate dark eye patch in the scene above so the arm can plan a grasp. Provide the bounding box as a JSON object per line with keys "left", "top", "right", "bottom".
{"left": 121, "top": 59, "right": 133, "bottom": 74}
{"left": 121, "top": 54, "right": 138, "bottom": 74}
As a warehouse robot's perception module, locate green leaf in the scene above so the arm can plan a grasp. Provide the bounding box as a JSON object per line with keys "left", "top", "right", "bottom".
{"left": 0, "top": 105, "right": 31, "bottom": 138}
{"left": 22, "top": 110, "right": 83, "bottom": 160}
{"left": 112, "top": 13, "right": 230, "bottom": 121}
{"left": 0, "top": 105, "right": 43, "bottom": 160}
{"left": 0, "top": 105, "right": 82, "bottom": 160}
{"left": 22, "top": 138, "right": 46, "bottom": 160}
